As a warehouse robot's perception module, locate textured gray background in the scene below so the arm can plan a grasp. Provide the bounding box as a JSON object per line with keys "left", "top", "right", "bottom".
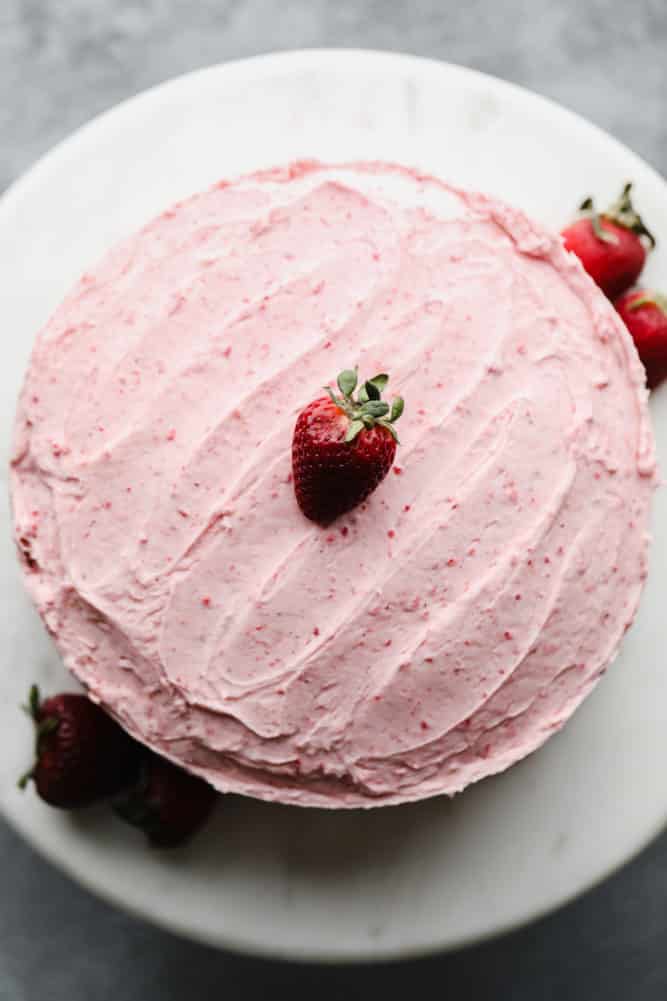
{"left": 2, "top": 1, "right": 667, "bottom": 997}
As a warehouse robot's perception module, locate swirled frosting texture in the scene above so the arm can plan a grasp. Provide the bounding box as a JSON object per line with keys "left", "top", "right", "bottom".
{"left": 11, "top": 162, "right": 655, "bottom": 807}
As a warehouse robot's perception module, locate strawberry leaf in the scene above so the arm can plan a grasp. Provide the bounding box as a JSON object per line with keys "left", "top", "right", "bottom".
{"left": 591, "top": 213, "right": 618, "bottom": 245}
{"left": 37, "top": 717, "right": 59, "bottom": 739}
{"left": 361, "top": 401, "right": 390, "bottom": 418}
{"left": 379, "top": 420, "right": 400, "bottom": 443}
{"left": 337, "top": 369, "right": 358, "bottom": 397}
{"left": 390, "top": 397, "right": 404, "bottom": 422}
{"left": 628, "top": 292, "right": 667, "bottom": 314}
{"left": 604, "top": 182, "right": 656, "bottom": 249}
{"left": 357, "top": 385, "right": 369, "bottom": 404}
{"left": 30, "top": 685, "right": 40, "bottom": 719}
{"left": 365, "top": 380, "right": 381, "bottom": 401}
{"left": 368, "top": 373, "right": 389, "bottom": 393}
{"left": 17, "top": 767, "right": 35, "bottom": 791}
{"left": 35, "top": 715, "right": 60, "bottom": 756}
{"left": 345, "top": 419, "right": 365, "bottom": 443}
{"left": 325, "top": 387, "right": 347, "bottom": 410}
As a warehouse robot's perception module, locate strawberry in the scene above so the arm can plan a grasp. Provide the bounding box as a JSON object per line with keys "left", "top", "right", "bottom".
{"left": 113, "top": 753, "right": 217, "bottom": 849}
{"left": 615, "top": 289, "right": 667, "bottom": 389}
{"left": 292, "top": 368, "right": 405, "bottom": 525}
{"left": 561, "top": 183, "right": 655, "bottom": 299}
{"left": 19, "top": 685, "right": 141, "bottom": 808}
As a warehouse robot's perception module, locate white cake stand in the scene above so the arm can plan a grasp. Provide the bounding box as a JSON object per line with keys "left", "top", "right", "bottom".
{"left": 1, "top": 49, "right": 666, "bottom": 962}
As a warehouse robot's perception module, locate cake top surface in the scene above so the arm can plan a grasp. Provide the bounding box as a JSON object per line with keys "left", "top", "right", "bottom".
{"left": 11, "top": 161, "right": 655, "bottom": 807}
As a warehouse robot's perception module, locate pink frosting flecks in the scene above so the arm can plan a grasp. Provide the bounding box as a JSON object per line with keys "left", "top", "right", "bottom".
{"left": 9, "top": 161, "right": 656, "bottom": 808}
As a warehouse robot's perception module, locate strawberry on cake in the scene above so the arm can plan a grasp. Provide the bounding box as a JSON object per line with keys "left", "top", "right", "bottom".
{"left": 10, "top": 162, "right": 656, "bottom": 808}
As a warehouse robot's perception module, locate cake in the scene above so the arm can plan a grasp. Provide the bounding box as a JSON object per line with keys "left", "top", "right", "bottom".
{"left": 10, "top": 162, "right": 656, "bottom": 808}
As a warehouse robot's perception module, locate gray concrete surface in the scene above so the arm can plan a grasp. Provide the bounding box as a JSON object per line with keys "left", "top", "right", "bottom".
{"left": 2, "top": 0, "right": 667, "bottom": 997}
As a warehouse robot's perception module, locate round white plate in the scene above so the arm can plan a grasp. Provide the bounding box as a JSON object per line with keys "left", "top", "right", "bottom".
{"left": 1, "top": 49, "right": 667, "bottom": 963}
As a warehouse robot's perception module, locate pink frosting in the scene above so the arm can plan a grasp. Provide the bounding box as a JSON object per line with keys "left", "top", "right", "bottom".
{"left": 10, "top": 162, "right": 656, "bottom": 807}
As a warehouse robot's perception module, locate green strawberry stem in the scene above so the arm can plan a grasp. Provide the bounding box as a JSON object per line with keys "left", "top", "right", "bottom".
{"left": 579, "top": 183, "right": 656, "bottom": 249}
{"left": 17, "top": 766, "right": 35, "bottom": 790}
{"left": 17, "top": 684, "right": 60, "bottom": 791}
{"left": 628, "top": 292, "right": 667, "bottom": 314}
{"left": 22, "top": 683, "right": 40, "bottom": 721}
{"left": 326, "top": 368, "right": 405, "bottom": 443}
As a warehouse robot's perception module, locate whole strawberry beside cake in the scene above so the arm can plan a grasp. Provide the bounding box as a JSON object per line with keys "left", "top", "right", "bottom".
{"left": 10, "top": 162, "right": 656, "bottom": 808}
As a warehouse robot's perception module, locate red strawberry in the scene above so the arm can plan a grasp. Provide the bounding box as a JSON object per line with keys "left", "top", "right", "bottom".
{"left": 561, "top": 183, "right": 655, "bottom": 299}
{"left": 19, "top": 685, "right": 141, "bottom": 808}
{"left": 292, "top": 368, "right": 405, "bottom": 525}
{"left": 113, "top": 753, "right": 217, "bottom": 849}
{"left": 615, "top": 289, "right": 667, "bottom": 389}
